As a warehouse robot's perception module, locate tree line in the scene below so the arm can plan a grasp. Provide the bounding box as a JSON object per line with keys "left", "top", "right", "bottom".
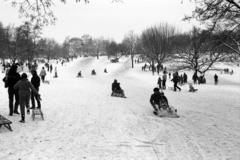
{"left": 1, "top": 20, "right": 239, "bottom": 74}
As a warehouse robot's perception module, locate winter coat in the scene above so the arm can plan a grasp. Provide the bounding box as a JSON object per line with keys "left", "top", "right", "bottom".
{"left": 40, "top": 69, "right": 47, "bottom": 76}
{"left": 31, "top": 74, "right": 40, "bottom": 89}
{"left": 150, "top": 92, "right": 168, "bottom": 105}
{"left": 112, "top": 82, "right": 118, "bottom": 92}
{"left": 14, "top": 78, "right": 38, "bottom": 97}
{"left": 157, "top": 78, "right": 162, "bottom": 84}
{"left": 6, "top": 71, "right": 21, "bottom": 88}
{"left": 162, "top": 74, "right": 167, "bottom": 80}
{"left": 171, "top": 76, "right": 179, "bottom": 83}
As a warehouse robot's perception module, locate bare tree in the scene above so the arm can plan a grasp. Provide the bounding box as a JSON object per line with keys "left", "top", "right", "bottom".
{"left": 173, "top": 27, "right": 229, "bottom": 74}
{"left": 141, "top": 22, "right": 177, "bottom": 75}
{"left": 123, "top": 30, "right": 138, "bottom": 68}
{"left": 6, "top": 0, "right": 121, "bottom": 25}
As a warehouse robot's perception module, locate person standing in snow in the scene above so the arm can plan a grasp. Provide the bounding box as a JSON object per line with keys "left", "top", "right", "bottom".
{"left": 14, "top": 73, "right": 40, "bottom": 123}
{"left": 54, "top": 67, "right": 58, "bottom": 78}
{"left": 214, "top": 74, "right": 218, "bottom": 85}
{"left": 157, "top": 76, "right": 162, "bottom": 89}
{"left": 30, "top": 70, "right": 41, "bottom": 109}
{"left": 162, "top": 72, "right": 167, "bottom": 90}
{"left": 111, "top": 79, "right": 118, "bottom": 96}
{"left": 171, "top": 72, "right": 181, "bottom": 91}
{"left": 4, "top": 64, "right": 21, "bottom": 115}
{"left": 39, "top": 67, "right": 47, "bottom": 83}
{"left": 50, "top": 64, "right": 53, "bottom": 73}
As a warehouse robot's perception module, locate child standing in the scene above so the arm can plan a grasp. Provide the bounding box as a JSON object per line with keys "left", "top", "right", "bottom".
{"left": 14, "top": 73, "right": 40, "bottom": 123}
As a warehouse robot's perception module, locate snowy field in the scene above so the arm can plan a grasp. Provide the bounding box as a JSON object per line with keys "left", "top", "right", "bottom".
{"left": 0, "top": 56, "right": 240, "bottom": 160}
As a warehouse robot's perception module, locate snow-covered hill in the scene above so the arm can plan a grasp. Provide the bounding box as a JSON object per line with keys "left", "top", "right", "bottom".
{"left": 0, "top": 56, "right": 240, "bottom": 160}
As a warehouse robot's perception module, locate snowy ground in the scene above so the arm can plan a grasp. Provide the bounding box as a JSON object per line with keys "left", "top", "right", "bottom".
{"left": 0, "top": 56, "right": 240, "bottom": 160}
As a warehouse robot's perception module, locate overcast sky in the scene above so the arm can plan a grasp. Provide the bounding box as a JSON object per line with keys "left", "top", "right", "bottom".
{"left": 0, "top": 0, "right": 200, "bottom": 43}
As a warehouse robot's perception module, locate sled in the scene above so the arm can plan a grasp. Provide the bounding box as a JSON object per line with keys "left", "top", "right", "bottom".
{"left": 111, "top": 93, "right": 126, "bottom": 98}
{"left": 32, "top": 108, "right": 44, "bottom": 121}
{"left": 0, "top": 115, "right": 12, "bottom": 131}
{"left": 154, "top": 107, "right": 179, "bottom": 118}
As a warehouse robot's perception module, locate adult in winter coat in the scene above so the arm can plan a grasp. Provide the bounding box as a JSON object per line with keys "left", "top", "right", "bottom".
{"left": 39, "top": 67, "right": 47, "bottom": 83}
{"left": 50, "top": 64, "right": 53, "bottom": 73}
{"left": 192, "top": 73, "right": 198, "bottom": 84}
{"left": 171, "top": 72, "right": 181, "bottom": 91}
{"left": 4, "top": 64, "right": 21, "bottom": 115}
{"left": 157, "top": 77, "right": 162, "bottom": 89}
{"left": 150, "top": 88, "right": 169, "bottom": 115}
{"left": 14, "top": 73, "right": 39, "bottom": 123}
{"left": 214, "top": 74, "right": 218, "bottom": 85}
{"left": 183, "top": 73, "right": 188, "bottom": 84}
{"left": 30, "top": 70, "right": 41, "bottom": 109}
{"left": 162, "top": 73, "right": 167, "bottom": 90}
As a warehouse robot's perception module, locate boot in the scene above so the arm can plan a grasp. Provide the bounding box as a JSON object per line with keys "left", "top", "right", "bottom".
{"left": 19, "top": 115, "right": 25, "bottom": 123}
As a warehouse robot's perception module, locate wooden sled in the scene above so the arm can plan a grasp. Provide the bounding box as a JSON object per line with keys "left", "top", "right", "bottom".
{"left": 32, "top": 108, "right": 44, "bottom": 121}
{"left": 154, "top": 107, "right": 179, "bottom": 118}
{"left": 0, "top": 115, "right": 12, "bottom": 131}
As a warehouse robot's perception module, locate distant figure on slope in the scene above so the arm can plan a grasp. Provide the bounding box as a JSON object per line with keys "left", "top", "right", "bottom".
{"left": 192, "top": 72, "right": 198, "bottom": 84}
{"left": 54, "top": 67, "right": 58, "bottom": 78}
{"left": 77, "top": 71, "right": 82, "bottom": 78}
{"left": 214, "top": 74, "right": 218, "bottom": 85}
{"left": 162, "top": 73, "right": 167, "bottom": 90}
{"left": 171, "top": 72, "right": 181, "bottom": 91}
{"left": 39, "top": 67, "right": 47, "bottom": 83}
{"left": 188, "top": 83, "right": 198, "bottom": 92}
{"left": 157, "top": 76, "right": 162, "bottom": 89}
{"left": 91, "top": 69, "right": 96, "bottom": 75}
{"left": 104, "top": 68, "right": 107, "bottom": 73}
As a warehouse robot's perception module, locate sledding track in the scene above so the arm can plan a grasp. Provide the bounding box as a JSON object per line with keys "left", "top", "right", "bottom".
{"left": 0, "top": 57, "right": 240, "bottom": 160}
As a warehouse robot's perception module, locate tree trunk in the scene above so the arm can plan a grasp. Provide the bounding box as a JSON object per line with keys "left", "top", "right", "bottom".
{"left": 152, "top": 59, "right": 155, "bottom": 75}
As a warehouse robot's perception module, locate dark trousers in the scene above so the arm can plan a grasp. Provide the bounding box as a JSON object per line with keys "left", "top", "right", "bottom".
{"left": 41, "top": 75, "right": 45, "bottom": 82}
{"left": 19, "top": 95, "right": 30, "bottom": 120}
{"left": 31, "top": 88, "right": 41, "bottom": 109}
{"left": 174, "top": 82, "right": 181, "bottom": 91}
{"left": 162, "top": 80, "right": 166, "bottom": 89}
{"left": 158, "top": 84, "right": 162, "bottom": 89}
{"left": 8, "top": 87, "right": 19, "bottom": 114}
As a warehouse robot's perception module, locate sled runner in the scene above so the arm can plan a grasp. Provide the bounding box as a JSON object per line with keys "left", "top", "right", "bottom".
{"left": 153, "top": 106, "right": 179, "bottom": 118}
{"left": 0, "top": 115, "right": 12, "bottom": 131}
{"left": 32, "top": 108, "right": 44, "bottom": 121}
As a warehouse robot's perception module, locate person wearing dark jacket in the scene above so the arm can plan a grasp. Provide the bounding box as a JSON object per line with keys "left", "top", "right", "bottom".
{"left": 157, "top": 77, "right": 162, "bottom": 89}
{"left": 30, "top": 70, "right": 41, "bottom": 109}
{"left": 5, "top": 64, "right": 21, "bottom": 116}
{"left": 14, "top": 73, "right": 39, "bottom": 123}
{"left": 171, "top": 72, "right": 181, "bottom": 91}
{"left": 214, "top": 74, "right": 218, "bottom": 85}
{"left": 111, "top": 79, "right": 118, "bottom": 96}
{"left": 150, "top": 88, "right": 169, "bottom": 115}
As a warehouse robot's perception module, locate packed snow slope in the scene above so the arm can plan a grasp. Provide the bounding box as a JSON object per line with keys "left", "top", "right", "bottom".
{"left": 0, "top": 56, "right": 240, "bottom": 160}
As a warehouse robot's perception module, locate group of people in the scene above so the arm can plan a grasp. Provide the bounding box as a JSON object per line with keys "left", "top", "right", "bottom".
{"left": 3, "top": 64, "right": 41, "bottom": 123}
{"left": 77, "top": 68, "right": 108, "bottom": 77}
